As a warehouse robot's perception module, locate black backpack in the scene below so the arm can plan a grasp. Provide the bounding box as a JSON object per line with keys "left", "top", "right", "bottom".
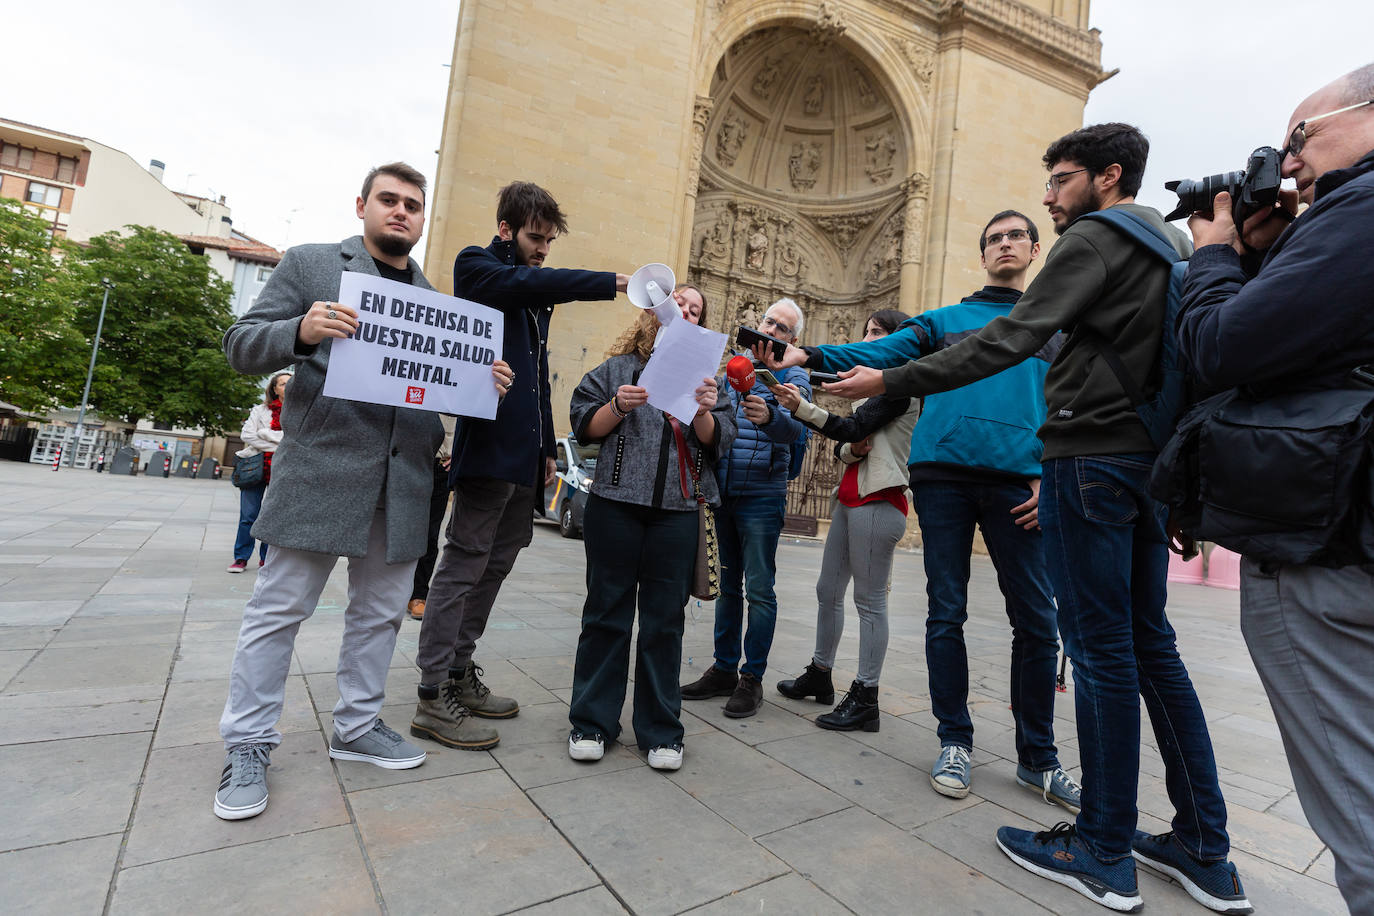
{"left": 1077, "top": 209, "right": 1191, "bottom": 452}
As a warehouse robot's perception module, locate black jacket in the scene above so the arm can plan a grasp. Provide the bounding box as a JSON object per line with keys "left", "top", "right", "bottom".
{"left": 1178, "top": 149, "right": 1374, "bottom": 393}
{"left": 449, "top": 237, "right": 617, "bottom": 489}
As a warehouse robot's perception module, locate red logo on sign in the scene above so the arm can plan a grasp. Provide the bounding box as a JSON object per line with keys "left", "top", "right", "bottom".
{"left": 405, "top": 387, "right": 425, "bottom": 404}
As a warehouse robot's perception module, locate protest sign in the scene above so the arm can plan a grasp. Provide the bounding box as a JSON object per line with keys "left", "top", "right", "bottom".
{"left": 323, "top": 273, "right": 504, "bottom": 419}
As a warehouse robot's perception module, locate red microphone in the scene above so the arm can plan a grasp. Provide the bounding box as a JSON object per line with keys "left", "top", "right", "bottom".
{"left": 726, "top": 355, "right": 756, "bottom": 393}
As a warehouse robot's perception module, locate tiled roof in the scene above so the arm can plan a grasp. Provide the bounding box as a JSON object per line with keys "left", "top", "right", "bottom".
{"left": 179, "top": 234, "right": 282, "bottom": 265}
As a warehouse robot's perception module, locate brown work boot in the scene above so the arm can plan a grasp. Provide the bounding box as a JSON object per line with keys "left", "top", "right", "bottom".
{"left": 409, "top": 681, "right": 499, "bottom": 750}
{"left": 450, "top": 663, "right": 519, "bottom": 718}
{"left": 681, "top": 665, "right": 738, "bottom": 700}
{"left": 407, "top": 598, "right": 425, "bottom": 620}
{"left": 723, "top": 673, "right": 763, "bottom": 718}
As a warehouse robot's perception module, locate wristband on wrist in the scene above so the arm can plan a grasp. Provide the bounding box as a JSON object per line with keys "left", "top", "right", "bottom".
{"left": 610, "top": 397, "right": 628, "bottom": 419}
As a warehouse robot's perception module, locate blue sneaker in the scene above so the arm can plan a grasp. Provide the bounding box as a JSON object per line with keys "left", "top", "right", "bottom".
{"left": 1131, "top": 831, "right": 1253, "bottom": 914}
{"left": 996, "top": 823, "right": 1143, "bottom": 912}
{"left": 929, "top": 744, "right": 972, "bottom": 798}
{"left": 1016, "top": 763, "right": 1082, "bottom": 814}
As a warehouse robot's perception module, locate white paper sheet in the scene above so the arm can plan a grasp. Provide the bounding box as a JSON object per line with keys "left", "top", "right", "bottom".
{"left": 639, "top": 317, "right": 728, "bottom": 425}
{"left": 323, "top": 273, "right": 504, "bottom": 419}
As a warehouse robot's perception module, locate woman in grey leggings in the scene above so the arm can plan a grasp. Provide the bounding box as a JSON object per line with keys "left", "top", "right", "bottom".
{"left": 767, "top": 310, "right": 920, "bottom": 731}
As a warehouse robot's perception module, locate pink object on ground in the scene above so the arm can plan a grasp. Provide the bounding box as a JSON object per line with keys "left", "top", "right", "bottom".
{"left": 1205, "top": 547, "right": 1242, "bottom": 590}
{"left": 1167, "top": 550, "right": 1204, "bottom": 585}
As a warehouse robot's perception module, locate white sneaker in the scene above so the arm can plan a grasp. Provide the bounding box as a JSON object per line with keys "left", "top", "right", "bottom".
{"left": 647, "top": 743, "right": 683, "bottom": 771}
{"left": 568, "top": 730, "right": 604, "bottom": 761}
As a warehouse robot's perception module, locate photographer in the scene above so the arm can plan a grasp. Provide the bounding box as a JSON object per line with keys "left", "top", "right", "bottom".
{"left": 1178, "top": 63, "right": 1374, "bottom": 913}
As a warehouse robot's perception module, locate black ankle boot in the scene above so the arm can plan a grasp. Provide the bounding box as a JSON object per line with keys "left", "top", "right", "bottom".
{"left": 816, "top": 680, "right": 879, "bottom": 732}
{"left": 776, "top": 662, "right": 835, "bottom": 704}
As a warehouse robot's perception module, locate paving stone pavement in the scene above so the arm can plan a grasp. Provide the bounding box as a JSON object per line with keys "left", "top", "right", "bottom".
{"left": 0, "top": 462, "right": 1346, "bottom": 914}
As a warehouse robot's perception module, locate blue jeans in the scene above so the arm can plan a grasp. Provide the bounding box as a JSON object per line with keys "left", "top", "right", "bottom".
{"left": 234, "top": 483, "right": 268, "bottom": 564}
{"left": 713, "top": 494, "right": 786, "bottom": 679}
{"left": 913, "top": 480, "right": 1061, "bottom": 771}
{"left": 1041, "top": 454, "right": 1230, "bottom": 863}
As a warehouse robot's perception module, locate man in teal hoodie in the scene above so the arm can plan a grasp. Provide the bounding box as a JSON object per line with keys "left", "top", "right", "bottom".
{"left": 784, "top": 211, "right": 1078, "bottom": 815}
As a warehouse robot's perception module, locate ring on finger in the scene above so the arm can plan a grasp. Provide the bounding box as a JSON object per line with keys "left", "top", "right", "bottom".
{"left": 326, "top": 309, "right": 337, "bottom": 320}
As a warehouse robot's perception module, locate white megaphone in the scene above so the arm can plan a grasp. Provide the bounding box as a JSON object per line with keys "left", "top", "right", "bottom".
{"left": 627, "top": 262, "right": 679, "bottom": 327}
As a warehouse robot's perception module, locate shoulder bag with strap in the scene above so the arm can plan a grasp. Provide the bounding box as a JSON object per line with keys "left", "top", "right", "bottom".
{"left": 669, "top": 416, "right": 720, "bottom": 601}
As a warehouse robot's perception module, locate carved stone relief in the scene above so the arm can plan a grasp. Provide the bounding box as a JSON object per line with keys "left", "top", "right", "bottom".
{"left": 687, "top": 95, "right": 714, "bottom": 195}
{"left": 810, "top": 1, "right": 847, "bottom": 49}
{"left": 803, "top": 75, "right": 825, "bottom": 115}
{"left": 826, "top": 311, "right": 853, "bottom": 346}
{"left": 812, "top": 207, "right": 883, "bottom": 264}
{"left": 854, "top": 69, "right": 877, "bottom": 108}
{"left": 864, "top": 130, "right": 897, "bottom": 184}
{"left": 699, "top": 207, "right": 733, "bottom": 263}
{"left": 900, "top": 171, "right": 931, "bottom": 266}
{"left": 901, "top": 40, "right": 936, "bottom": 90}
{"left": 865, "top": 213, "right": 904, "bottom": 287}
{"left": 752, "top": 56, "right": 783, "bottom": 100}
{"left": 745, "top": 222, "right": 770, "bottom": 271}
{"left": 788, "top": 141, "right": 822, "bottom": 191}
{"left": 716, "top": 109, "right": 747, "bottom": 166}
{"left": 778, "top": 224, "right": 804, "bottom": 278}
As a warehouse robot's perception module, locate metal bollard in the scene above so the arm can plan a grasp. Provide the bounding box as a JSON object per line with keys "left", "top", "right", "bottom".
{"left": 51, "top": 446, "right": 62, "bottom": 471}
{"left": 162, "top": 456, "right": 171, "bottom": 478}
{"left": 191, "top": 459, "right": 199, "bottom": 477}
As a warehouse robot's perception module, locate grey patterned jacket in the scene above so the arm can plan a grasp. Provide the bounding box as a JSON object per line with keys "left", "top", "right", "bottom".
{"left": 222, "top": 236, "right": 444, "bottom": 563}
{"left": 571, "top": 354, "right": 735, "bottom": 511}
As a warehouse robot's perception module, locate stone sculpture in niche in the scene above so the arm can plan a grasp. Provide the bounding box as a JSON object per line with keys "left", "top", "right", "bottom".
{"left": 716, "top": 110, "right": 747, "bottom": 166}
{"left": 788, "top": 142, "right": 822, "bottom": 191}
{"left": 854, "top": 69, "right": 877, "bottom": 108}
{"left": 752, "top": 56, "right": 783, "bottom": 100}
{"left": 746, "top": 223, "right": 770, "bottom": 271}
{"left": 865, "top": 130, "right": 897, "bottom": 183}
{"left": 803, "top": 75, "right": 825, "bottom": 115}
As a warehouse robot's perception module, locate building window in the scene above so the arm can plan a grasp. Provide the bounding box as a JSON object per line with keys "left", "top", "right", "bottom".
{"left": 25, "top": 181, "right": 62, "bottom": 207}
{"left": 2, "top": 143, "right": 35, "bottom": 171}
{"left": 257, "top": 267, "right": 273, "bottom": 282}
{"left": 56, "top": 156, "right": 77, "bottom": 183}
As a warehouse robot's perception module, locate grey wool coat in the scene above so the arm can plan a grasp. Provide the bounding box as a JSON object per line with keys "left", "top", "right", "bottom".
{"left": 223, "top": 236, "right": 444, "bottom": 564}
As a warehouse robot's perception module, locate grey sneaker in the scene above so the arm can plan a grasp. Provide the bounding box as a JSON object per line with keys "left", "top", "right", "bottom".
{"left": 214, "top": 743, "right": 270, "bottom": 820}
{"left": 450, "top": 663, "right": 519, "bottom": 719}
{"left": 329, "top": 718, "right": 427, "bottom": 769}
{"left": 930, "top": 744, "right": 972, "bottom": 798}
{"left": 1017, "top": 763, "right": 1082, "bottom": 815}
{"left": 410, "top": 681, "right": 500, "bottom": 751}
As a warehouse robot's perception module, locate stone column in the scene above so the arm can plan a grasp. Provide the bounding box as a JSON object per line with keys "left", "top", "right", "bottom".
{"left": 899, "top": 171, "right": 930, "bottom": 314}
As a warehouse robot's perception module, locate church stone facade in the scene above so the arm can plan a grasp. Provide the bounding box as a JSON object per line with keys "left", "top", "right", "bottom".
{"left": 425, "top": 0, "right": 1110, "bottom": 526}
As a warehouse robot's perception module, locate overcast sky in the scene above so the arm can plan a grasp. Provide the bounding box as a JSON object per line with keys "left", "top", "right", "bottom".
{"left": 3, "top": 0, "right": 1369, "bottom": 259}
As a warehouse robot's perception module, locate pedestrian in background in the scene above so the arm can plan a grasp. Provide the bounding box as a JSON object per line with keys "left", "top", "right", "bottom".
{"left": 227, "top": 371, "right": 290, "bottom": 573}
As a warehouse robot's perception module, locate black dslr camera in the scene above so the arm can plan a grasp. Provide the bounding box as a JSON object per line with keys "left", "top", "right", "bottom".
{"left": 1164, "top": 146, "right": 1284, "bottom": 224}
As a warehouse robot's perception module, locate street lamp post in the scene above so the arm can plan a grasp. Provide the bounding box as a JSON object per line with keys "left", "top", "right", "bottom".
{"left": 66, "top": 278, "right": 113, "bottom": 468}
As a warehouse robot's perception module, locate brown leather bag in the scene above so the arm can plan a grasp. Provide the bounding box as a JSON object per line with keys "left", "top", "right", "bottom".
{"left": 670, "top": 417, "right": 719, "bottom": 601}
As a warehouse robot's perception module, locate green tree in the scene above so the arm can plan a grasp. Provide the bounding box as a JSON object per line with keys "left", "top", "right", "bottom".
{"left": 0, "top": 199, "right": 86, "bottom": 412}
{"left": 67, "top": 225, "right": 260, "bottom": 435}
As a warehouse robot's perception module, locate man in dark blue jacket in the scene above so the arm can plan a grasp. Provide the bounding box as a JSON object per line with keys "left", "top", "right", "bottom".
{"left": 801, "top": 211, "right": 1078, "bottom": 816}
{"left": 1178, "top": 63, "right": 1374, "bottom": 914}
{"left": 681, "top": 298, "right": 811, "bottom": 718}
{"left": 413, "top": 182, "right": 628, "bottom": 750}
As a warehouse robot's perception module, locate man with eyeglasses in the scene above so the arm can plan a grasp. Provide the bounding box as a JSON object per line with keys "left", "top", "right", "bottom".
{"left": 765, "top": 210, "right": 1081, "bottom": 815}
{"left": 1177, "top": 62, "right": 1374, "bottom": 914}
{"left": 763, "top": 123, "right": 1250, "bottom": 913}
{"left": 681, "top": 298, "right": 811, "bottom": 718}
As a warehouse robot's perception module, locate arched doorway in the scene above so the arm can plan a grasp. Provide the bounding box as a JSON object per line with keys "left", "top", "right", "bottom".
{"left": 688, "top": 26, "right": 916, "bottom": 531}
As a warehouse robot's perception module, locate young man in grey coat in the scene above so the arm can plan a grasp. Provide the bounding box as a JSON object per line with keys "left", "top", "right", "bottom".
{"left": 213, "top": 163, "right": 514, "bottom": 820}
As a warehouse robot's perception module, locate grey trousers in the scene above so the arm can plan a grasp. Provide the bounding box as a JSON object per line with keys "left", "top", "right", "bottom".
{"left": 415, "top": 477, "right": 534, "bottom": 685}
{"left": 813, "top": 500, "right": 906, "bottom": 686}
{"left": 1240, "top": 557, "right": 1374, "bottom": 913}
{"left": 219, "top": 509, "right": 415, "bottom": 749}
